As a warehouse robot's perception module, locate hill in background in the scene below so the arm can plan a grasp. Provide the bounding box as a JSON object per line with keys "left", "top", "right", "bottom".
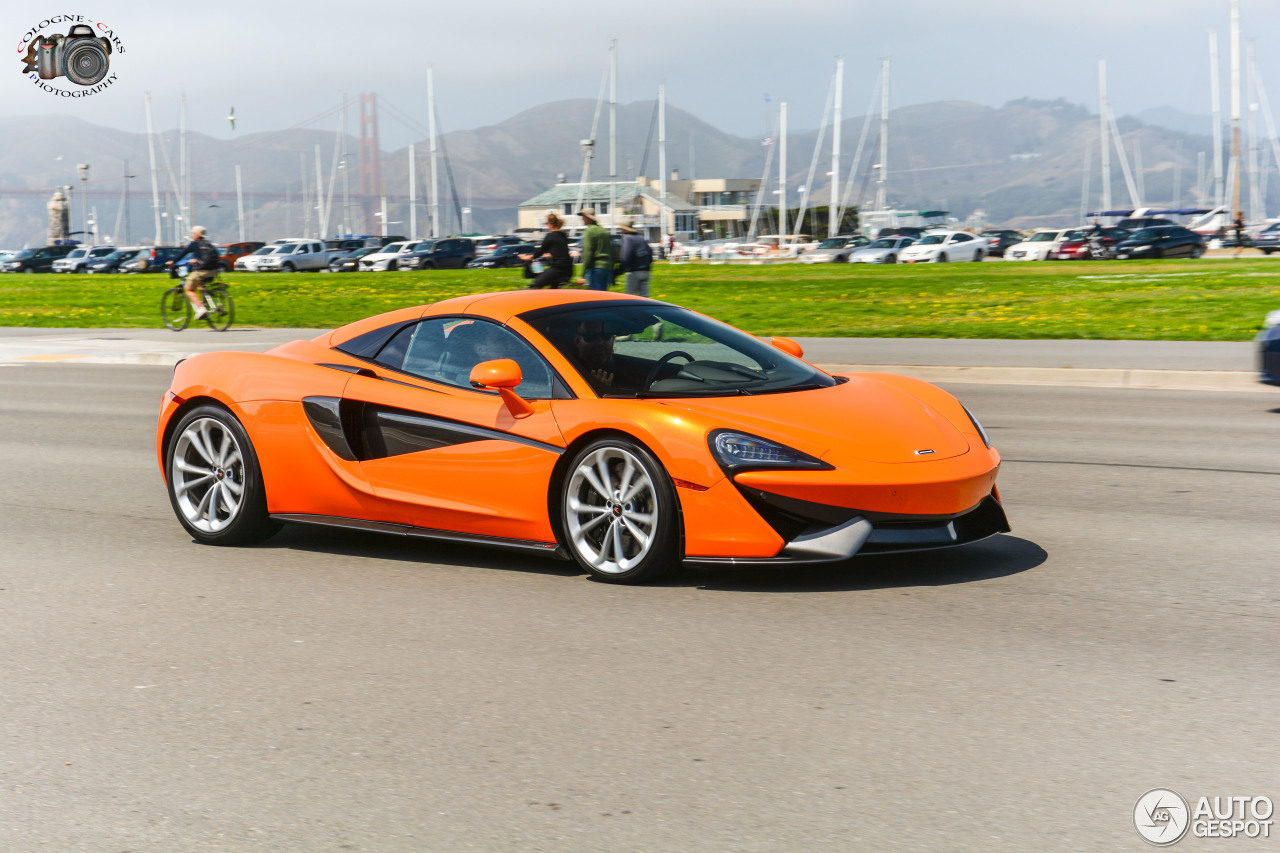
{"left": 0, "top": 97, "right": 1263, "bottom": 248}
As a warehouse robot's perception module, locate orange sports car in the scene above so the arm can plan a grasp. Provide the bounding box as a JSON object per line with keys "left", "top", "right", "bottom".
{"left": 157, "top": 290, "right": 1008, "bottom": 584}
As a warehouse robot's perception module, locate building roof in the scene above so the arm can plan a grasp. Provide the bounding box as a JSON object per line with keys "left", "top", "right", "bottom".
{"left": 519, "top": 182, "right": 642, "bottom": 208}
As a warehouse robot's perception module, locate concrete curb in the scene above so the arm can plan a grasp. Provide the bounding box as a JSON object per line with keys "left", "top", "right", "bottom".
{"left": 816, "top": 364, "right": 1265, "bottom": 392}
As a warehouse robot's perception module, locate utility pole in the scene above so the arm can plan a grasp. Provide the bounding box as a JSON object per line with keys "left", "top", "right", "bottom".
{"left": 1209, "top": 30, "right": 1224, "bottom": 211}
{"left": 1099, "top": 59, "right": 1112, "bottom": 214}
{"left": 235, "top": 164, "right": 245, "bottom": 242}
{"left": 779, "top": 101, "right": 788, "bottom": 240}
{"left": 877, "top": 58, "right": 890, "bottom": 211}
{"left": 658, "top": 82, "right": 667, "bottom": 245}
{"left": 409, "top": 143, "right": 417, "bottom": 239}
{"left": 1229, "top": 0, "right": 1242, "bottom": 220}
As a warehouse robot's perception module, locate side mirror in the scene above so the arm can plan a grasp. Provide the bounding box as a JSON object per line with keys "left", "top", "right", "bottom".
{"left": 769, "top": 337, "right": 804, "bottom": 359}
{"left": 469, "top": 359, "right": 534, "bottom": 419}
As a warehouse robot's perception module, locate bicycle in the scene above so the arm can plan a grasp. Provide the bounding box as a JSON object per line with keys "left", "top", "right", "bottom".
{"left": 162, "top": 270, "right": 234, "bottom": 331}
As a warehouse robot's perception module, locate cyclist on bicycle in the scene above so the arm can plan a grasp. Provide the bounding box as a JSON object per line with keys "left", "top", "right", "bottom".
{"left": 167, "top": 226, "right": 221, "bottom": 319}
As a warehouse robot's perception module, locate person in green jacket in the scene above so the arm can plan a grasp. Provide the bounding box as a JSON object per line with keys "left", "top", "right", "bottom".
{"left": 578, "top": 208, "right": 614, "bottom": 291}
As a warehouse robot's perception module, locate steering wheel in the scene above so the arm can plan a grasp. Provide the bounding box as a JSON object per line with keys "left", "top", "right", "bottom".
{"left": 644, "top": 351, "right": 694, "bottom": 390}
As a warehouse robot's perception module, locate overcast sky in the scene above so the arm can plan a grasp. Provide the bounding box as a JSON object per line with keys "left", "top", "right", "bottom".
{"left": 7, "top": 0, "right": 1280, "bottom": 150}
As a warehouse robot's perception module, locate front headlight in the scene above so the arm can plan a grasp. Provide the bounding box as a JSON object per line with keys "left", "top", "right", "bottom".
{"left": 708, "top": 430, "right": 832, "bottom": 473}
{"left": 961, "top": 404, "right": 991, "bottom": 448}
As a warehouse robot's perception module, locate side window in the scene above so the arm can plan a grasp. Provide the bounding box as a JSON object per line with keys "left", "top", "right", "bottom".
{"left": 953, "top": 233, "right": 972, "bottom": 243}
{"left": 381, "top": 318, "right": 554, "bottom": 399}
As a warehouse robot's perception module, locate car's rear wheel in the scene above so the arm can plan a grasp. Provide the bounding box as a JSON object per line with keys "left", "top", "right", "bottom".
{"left": 166, "top": 404, "right": 278, "bottom": 545}
{"left": 561, "top": 438, "right": 679, "bottom": 584}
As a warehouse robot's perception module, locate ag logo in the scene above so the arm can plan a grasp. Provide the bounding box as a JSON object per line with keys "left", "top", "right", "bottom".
{"left": 18, "top": 14, "right": 124, "bottom": 97}
{"left": 1135, "top": 788, "right": 1191, "bottom": 846}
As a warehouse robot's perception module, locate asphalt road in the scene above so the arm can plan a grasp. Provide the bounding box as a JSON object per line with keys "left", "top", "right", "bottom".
{"left": 1, "top": 365, "right": 1276, "bottom": 852}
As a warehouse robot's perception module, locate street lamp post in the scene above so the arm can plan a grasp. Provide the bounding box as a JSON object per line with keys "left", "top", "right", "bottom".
{"left": 76, "top": 163, "right": 90, "bottom": 245}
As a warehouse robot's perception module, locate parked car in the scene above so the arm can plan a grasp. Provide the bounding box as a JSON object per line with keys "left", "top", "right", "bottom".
{"left": 359, "top": 241, "right": 431, "bottom": 271}
{"left": 404, "top": 237, "right": 476, "bottom": 270}
{"left": 329, "top": 246, "right": 380, "bottom": 272}
{"left": 475, "top": 236, "right": 527, "bottom": 257}
{"left": 978, "top": 230, "right": 1023, "bottom": 257}
{"left": 1005, "top": 229, "right": 1075, "bottom": 261}
{"left": 325, "top": 238, "right": 369, "bottom": 253}
{"left": 798, "top": 235, "right": 872, "bottom": 264}
{"left": 1252, "top": 222, "right": 1280, "bottom": 255}
{"left": 848, "top": 236, "right": 916, "bottom": 264}
{"left": 2, "top": 244, "right": 77, "bottom": 273}
{"left": 217, "top": 241, "right": 266, "bottom": 271}
{"left": 1052, "top": 228, "right": 1130, "bottom": 260}
{"left": 899, "top": 230, "right": 986, "bottom": 263}
{"left": 86, "top": 247, "right": 146, "bottom": 274}
{"left": 1113, "top": 226, "right": 1205, "bottom": 259}
{"left": 467, "top": 243, "right": 536, "bottom": 269}
{"left": 1258, "top": 308, "right": 1280, "bottom": 387}
{"left": 255, "top": 239, "right": 338, "bottom": 272}
{"left": 876, "top": 226, "right": 926, "bottom": 240}
{"left": 121, "top": 246, "right": 184, "bottom": 273}
{"left": 235, "top": 245, "right": 284, "bottom": 271}
{"left": 52, "top": 245, "right": 117, "bottom": 273}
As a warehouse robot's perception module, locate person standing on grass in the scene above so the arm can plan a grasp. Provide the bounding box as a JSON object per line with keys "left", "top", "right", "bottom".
{"left": 618, "top": 220, "right": 653, "bottom": 297}
{"left": 578, "top": 208, "right": 614, "bottom": 291}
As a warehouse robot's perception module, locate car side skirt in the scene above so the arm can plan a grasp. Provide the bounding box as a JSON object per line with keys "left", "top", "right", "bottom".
{"left": 269, "top": 513, "right": 569, "bottom": 559}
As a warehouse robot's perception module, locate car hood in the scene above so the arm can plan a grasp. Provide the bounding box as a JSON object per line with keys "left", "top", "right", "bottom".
{"left": 657, "top": 375, "right": 971, "bottom": 464}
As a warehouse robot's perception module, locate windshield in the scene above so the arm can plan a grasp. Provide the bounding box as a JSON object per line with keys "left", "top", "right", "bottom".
{"left": 101, "top": 250, "right": 139, "bottom": 261}
{"left": 380, "top": 243, "right": 406, "bottom": 253}
{"left": 14, "top": 249, "right": 38, "bottom": 259}
{"left": 1062, "top": 230, "right": 1084, "bottom": 240}
{"left": 251, "top": 246, "right": 278, "bottom": 255}
{"left": 66, "top": 248, "right": 87, "bottom": 258}
{"left": 816, "top": 238, "right": 848, "bottom": 249}
{"left": 918, "top": 235, "right": 946, "bottom": 245}
{"left": 492, "top": 246, "right": 523, "bottom": 256}
{"left": 867, "top": 239, "right": 897, "bottom": 249}
{"left": 523, "top": 303, "right": 838, "bottom": 399}
{"left": 349, "top": 247, "right": 378, "bottom": 258}
{"left": 1028, "top": 232, "right": 1058, "bottom": 242}
{"left": 1129, "top": 228, "right": 1167, "bottom": 241}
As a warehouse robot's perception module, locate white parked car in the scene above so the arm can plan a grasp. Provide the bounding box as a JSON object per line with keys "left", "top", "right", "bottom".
{"left": 1005, "top": 229, "right": 1074, "bottom": 261}
{"left": 236, "top": 245, "right": 284, "bottom": 271}
{"left": 358, "top": 240, "right": 429, "bottom": 271}
{"left": 848, "top": 236, "right": 916, "bottom": 264}
{"left": 799, "top": 235, "right": 871, "bottom": 263}
{"left": 52, "top": 246, "right": 117, "bottom": 273}
{"left": 898, "top": 230, "right": 986, "bottom": 263}
{"left": 255, "top": 239, "right": 335, "bottom": 272}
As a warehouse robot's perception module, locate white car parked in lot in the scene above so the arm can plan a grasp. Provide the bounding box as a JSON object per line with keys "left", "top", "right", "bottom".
{"left": 254, "top": 239, "right": 336, "bottom": 272}
{"left": 1005, "top": 229, "right": 1076, "bottom": 261}
{"left": 898, "top": 230, "right": 985, "bottom": 263}
{"left": 358, "top": 240, "right": 429, "bottom": 271}
{"left": 848, "top": 236, "right": 916, "bottom": 263}
{"left": 235, "top": 245, "right": 284, "bottom": 271}
{"left": 52, "top": 246, "right": 117, "bottom": 273}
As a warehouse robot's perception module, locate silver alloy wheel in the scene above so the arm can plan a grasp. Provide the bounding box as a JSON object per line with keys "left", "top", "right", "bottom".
{"left": 565, "top": 446, "right": 658, "bottom": 574}
{"left": 171, "top": 417, "right": 246, "bottom": 533}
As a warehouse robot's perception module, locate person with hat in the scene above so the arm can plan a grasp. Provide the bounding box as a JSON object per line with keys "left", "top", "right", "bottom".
{"left": 167, "top": 225, "right": 221, "bottom": 319}
{"left": 578, "top": 207, "right": 614, "bottom": 291}
{"left": 618, "top": 219, "right": 653, "bottom": 297}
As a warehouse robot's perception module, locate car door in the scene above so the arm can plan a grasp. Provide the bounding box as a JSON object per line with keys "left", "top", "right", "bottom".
{"left": 949, "top": 233, "right": 975, "bottom": 259}
{"left": 337, "top": 317, "right": 568, "bottom": 543}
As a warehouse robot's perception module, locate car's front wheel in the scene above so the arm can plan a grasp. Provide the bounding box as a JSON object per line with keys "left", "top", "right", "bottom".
{"left": 936, "top": 252, "right": 948, "bottom": 263}
{"left": 560, "top": 437, "right": 679, "bottom": 584}
{"left": 282, "top": 262, "right": 295, "bottom": 272}
{"left": 166, "top": 404, "right": 278, "bottom": 546}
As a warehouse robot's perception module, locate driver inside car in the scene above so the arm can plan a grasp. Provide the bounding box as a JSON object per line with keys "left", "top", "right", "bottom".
{"left": 572, "top": 319, "right": 650, "bottom": 395}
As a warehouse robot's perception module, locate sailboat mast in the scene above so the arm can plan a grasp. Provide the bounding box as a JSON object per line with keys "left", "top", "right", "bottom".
{"left": 1099, "top": 59, "right": 1112, "bottom": 213}
{"left": 609, "top": 38, "right": 617, "bottom": 234}
{"left": 409, "top": 143, "right": 417, "bottom": 239}
{"left": 877, "top": 58, "right": 889, "bottom": 211}
{"left": 1209, "top": 30, "right": 1224, "bottom": 210}
{"left": 658, "top": 82, "right": 667, "bottom": 244}
{"left": 1229, "top": 0, "right": 1242, "bottom": 220}
{"left": 428, "top": 66, "right": 440, "bottom": 238}
{"left": 830, "top": 58, "right": 843, "bottom": 237}
{"left": 779, "top": 101, "right": 788, "bottom": 240}
{"left": 145, "top": 93, "right": 162, "bottom": 244}
{"left": 235, "top": 164, "right": 245, "bottom": 243}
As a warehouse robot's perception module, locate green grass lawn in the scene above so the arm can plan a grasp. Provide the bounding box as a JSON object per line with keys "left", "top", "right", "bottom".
{"left": 2, "top": 258, "right": 1276, "bottom": 340}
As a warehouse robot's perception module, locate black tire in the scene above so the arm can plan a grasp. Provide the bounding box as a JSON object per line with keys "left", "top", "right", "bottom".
{"left": 1192, "top": 246, "right": 1205, "bottom": 259}
{"left": 973, "top": 250, "right": 984, "bottom": 262}
{"left": 165, "top": 404, "right": 279, "bottom": 545}
{"left": 282, "top": 262, "right": 295, "bottom": 272}
{"left": 885, "top": 254, "right": 897, "bottom": 264}
{"left": 388, "top": 260, "right": 397, "bottom": 271}
{"left": 203, "top": 286, "right": 234, "bottom": 331}
{"left": 161, "top": 287, "right": 192, "bottom": 331}
{"left": 936, "top": 253, "right": 949, "bottom": 263}
{"left": 419, "top": 261, "right": 436, "bottom": 270}
{"left": 559, "top": 436, "right": 680, "bottom": 584}
{"left": 834, "top": 254, "right": 848, "bottom": 263}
